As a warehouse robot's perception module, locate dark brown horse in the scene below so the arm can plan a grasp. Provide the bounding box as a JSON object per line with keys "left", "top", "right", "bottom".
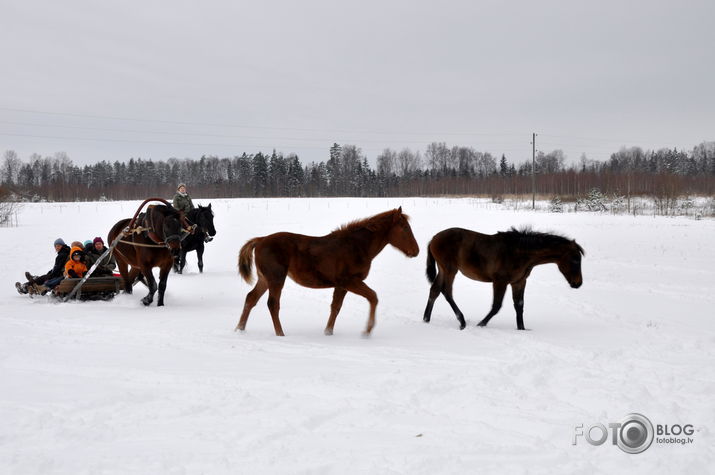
{"left": 108, "top": 204, "right": 185, "bottom": 306}
{"left": 423, "top": 227, "right": 584, "bottom": 330}
{"left": 236, "top": 207, "right": 419, "bottom": 336}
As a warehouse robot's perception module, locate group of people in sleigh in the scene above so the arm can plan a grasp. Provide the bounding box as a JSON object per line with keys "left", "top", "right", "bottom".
{"left": 15, "top": 237, "right": 117, "bottom": 296}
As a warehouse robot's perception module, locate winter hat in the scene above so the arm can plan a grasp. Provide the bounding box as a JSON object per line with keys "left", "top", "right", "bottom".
{"left": 93, "top": 237, "right": 104, "bottom": 245}
{"left": 178, "top": 183, "right": 186, "bottom": 190}
{"left": 84, "top": 240, "right": 92, "bottom": 247}
{"left": 54, "top": 238, "right": 66, "bottom": 246}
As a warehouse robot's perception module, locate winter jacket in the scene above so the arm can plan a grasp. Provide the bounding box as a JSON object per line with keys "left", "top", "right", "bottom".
{"left": 85, "top": 245, "right": 117, "bottom": 275}
{"left": 64, "top": 247, "right": 88, "bottom": 278}
{"left": 172, "top": 192, "right": 195, "bottom": 214}
{"left": 47, "top": 244, "right": 71, "bottom": 279}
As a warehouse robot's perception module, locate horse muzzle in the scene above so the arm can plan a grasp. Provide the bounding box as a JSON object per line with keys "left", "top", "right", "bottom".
{"left": 165, "top": 235, "right": 182, "bottom": 250}
{"left": 405, "top": 246, "right": 420, "bottom": 258}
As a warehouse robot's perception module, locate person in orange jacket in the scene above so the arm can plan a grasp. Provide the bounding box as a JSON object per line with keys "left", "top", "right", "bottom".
{"left": 64, "top": 246, "right": 88, "bottom": 279}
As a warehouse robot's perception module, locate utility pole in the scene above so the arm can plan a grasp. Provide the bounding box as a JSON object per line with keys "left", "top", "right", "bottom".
{"left": 531, "top": 132, "right": 537, "bottom": 209}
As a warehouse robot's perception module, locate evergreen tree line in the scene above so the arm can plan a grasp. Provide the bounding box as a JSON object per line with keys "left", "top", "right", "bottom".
{"left": 1, "top": 141, "right": 713, "bottom": 202}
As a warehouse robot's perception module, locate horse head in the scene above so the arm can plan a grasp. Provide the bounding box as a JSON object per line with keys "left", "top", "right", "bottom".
{"left": 158, "top": 207, "right": 183, "bottom": 251}
{"left": 557, "top": 240, "right": 585, "bottom": 288}
{"left": 196, "top": 204, "right": 217, "bottom": 238}
{"left": 387, "top": 207, "right": 419, "bottom": 258}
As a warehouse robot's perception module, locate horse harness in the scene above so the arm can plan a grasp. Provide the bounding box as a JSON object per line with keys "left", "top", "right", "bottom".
{"left": 118, "top": 207, "right": 197, "bottom": 249}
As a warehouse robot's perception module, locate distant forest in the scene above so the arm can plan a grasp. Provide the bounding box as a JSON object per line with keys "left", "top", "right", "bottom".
{"left": 1, "top": 141, "right": 713, "bottom": 202}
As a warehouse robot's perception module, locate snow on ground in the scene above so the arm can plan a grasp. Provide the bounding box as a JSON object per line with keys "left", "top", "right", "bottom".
{"left": 1, "top": 198, "right": 714, "bottom": 474}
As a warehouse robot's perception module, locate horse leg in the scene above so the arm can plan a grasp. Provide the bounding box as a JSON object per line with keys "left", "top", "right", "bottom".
{"left": 440, "top": 270, "right": 467, "bottom": 330}
{"left": 235, "top": 277, "right": 268, "bottom": 332}
{"left": 423, "top": 273, "right": 444, "bottom": 324}
{"left": 477, "top": 281, "right": 508, "bottom": 327}
{"left": 345, "top": 281, "right": 378, "bottom": 336}
{"left": 178, "top": 250, "right": 186, "bottom": 274}
{"left": 197, "top": 243, "right": 204, "bottom": 273}
{"left": 511, "top": 279, "right": 527, "bottom": 330}
{"left": 117, "top": 259, "right": 132, "bottom": 293}
{"left": 126, "top": 267, "right": 143, "bottom": 293}
{"left": 141, "top": 269, "right": 157, "bottom": 306}
{"left": 324, "top": 287, "right": 348, "bottom": 336}
{"left": 265, "top": 280, "right": 286, "bottom": 336}
{"left": 156, "top": 263, "right": 172, "bottom": 306}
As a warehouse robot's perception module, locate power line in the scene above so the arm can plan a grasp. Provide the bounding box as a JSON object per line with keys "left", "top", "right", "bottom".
{"left": 539, "top": 133, "right": 653, "bottom": 144}
{"left": 0, "top": 106, "right": 525, "bottom": 138}
{"left": 0, "top": 132, "right": 535, "bottom": 155}
{"left": 0, "top": 120, "right": 532, "bottom": 146}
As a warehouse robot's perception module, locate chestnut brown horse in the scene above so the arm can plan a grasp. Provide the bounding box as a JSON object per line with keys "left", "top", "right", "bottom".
{"left": 108, "top": 204, "right": 185, "bottom": 306}
{"left": 236, "top": 207, "right": 419, "bottom": 336}
{"left": 423, "top": 227, "right": 584, "bottom": 330}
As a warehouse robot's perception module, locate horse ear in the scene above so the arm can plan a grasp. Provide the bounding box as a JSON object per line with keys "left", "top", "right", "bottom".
{"left": 208, "top": 203, "right": 212, "bottom": 209}
{"left": 392, "top": 207, "right": 403, "bottom": 223}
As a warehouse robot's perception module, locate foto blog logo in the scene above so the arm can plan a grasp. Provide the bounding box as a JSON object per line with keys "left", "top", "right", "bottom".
{"left": 573, "top": 413, "right": 695, "bottom": 454}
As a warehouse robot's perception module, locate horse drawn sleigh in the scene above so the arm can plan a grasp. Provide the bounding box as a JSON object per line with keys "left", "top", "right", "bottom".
{"left": 56, "top": 197, "right": 214, "bottom": 304}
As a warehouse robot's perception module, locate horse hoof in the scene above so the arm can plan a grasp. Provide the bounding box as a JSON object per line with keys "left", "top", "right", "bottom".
{"left": 141, "top": 298, "right": 152, "bottom": 306}
{"left": 423, "top": 317, "right": 431, "bottom": 323}
{"left": 324, "top": 329, "right": 333, "bottom": 336}
{"left": 477, "top": 322, "right": 487, "bottom": 328}
{"left": 361, "top": 331, "right": 372, "bottom": 339}
{"left": 459, "top": 323, "right": 466, "bottom": 330}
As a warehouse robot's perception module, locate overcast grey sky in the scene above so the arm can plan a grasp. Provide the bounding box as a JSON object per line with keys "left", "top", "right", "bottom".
{"left": 1, "top": 0, "right": 713, "bottom": 166}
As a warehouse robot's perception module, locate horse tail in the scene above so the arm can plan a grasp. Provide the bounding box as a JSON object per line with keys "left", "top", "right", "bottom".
{"left": 425, "top": 244, "right": 437, "bottom": 284}
{"left": 238, "top": 238, "right": 261, "bottom": 284}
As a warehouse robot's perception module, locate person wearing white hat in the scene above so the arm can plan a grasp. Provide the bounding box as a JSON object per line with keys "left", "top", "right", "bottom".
{"left": 172, "top": 183, "right": 195, "bottom": 214}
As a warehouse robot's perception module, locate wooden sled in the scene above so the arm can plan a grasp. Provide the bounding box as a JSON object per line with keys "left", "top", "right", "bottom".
{"left": 53, "top": 276, "right": 125, "bottom": 301}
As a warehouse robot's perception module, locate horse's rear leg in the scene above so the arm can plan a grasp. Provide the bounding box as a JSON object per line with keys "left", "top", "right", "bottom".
{"left": 345, "top": 281, "right": 378, "bottom": 336}
{"left": 117, "top": 259, "right": 132, "bottom": 293}
{"left": 324, "top": 287, "right": 347, "bottom": 335}
{"left": 440, "top": 270, "right": 467, "bottom": 330}
{"left": 126, "top": 267, "right": 143, "bottom": 293}
{"left": 477, "top": 281, "right": 508, "bottom": 327}
{"left": 423, "top": 273, "right": 444, "bottom": 324}
{"left": 235, "top": 277, "right": 268, "bottom": 332}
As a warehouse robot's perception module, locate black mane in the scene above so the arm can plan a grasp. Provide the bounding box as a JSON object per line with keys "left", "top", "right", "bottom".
{"left": 153, "top": 204, "right": 181, "bottom": 218}
{"left": 499, "top": 227, "right": 585, "bottom": 256}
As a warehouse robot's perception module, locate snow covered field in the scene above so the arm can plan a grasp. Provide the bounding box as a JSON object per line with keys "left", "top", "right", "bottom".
{"left": 1, "top": 197, "right": 713, "bottom": 474}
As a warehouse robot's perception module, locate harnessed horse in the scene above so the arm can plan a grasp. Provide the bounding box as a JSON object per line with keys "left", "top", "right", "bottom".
{"left": 108, "top": 199, "right": 193, "bottom": 306}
